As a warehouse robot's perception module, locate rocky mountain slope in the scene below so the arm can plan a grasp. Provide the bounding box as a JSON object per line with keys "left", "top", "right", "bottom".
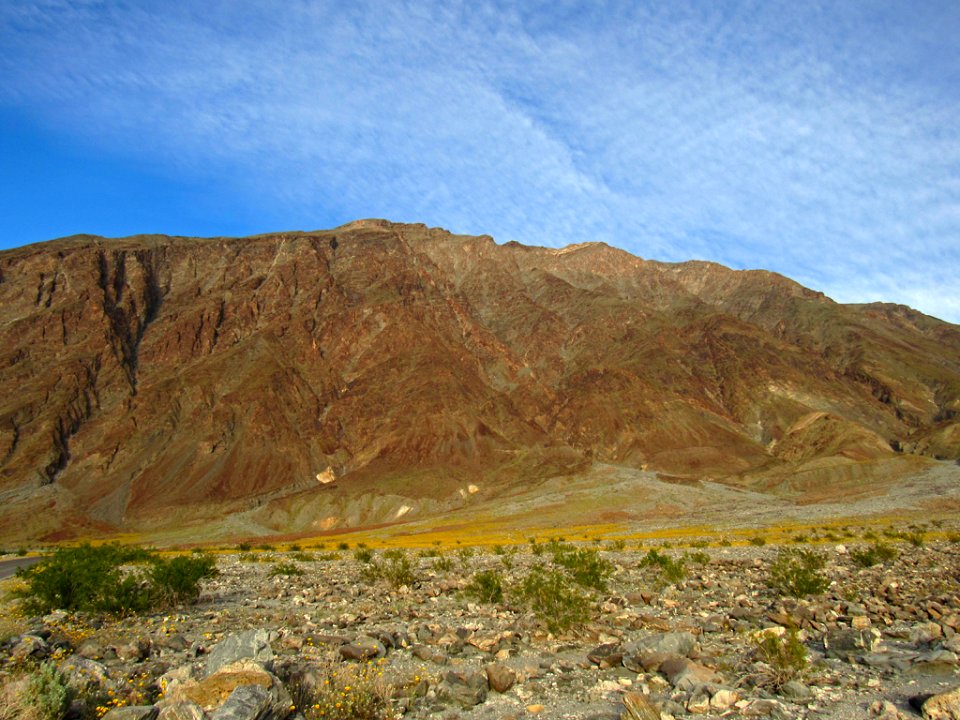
{"left": 0, "top": 219, "right": 958, "bottom": 541}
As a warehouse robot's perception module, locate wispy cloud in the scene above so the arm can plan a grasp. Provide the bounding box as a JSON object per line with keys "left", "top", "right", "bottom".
{"left": 1, "top": 0, "right": 958, "bottom": 321}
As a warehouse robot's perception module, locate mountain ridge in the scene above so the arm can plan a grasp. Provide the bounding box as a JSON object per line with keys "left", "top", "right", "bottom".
{"left": 0, "top": 220, "right": 957, "bottom": 542}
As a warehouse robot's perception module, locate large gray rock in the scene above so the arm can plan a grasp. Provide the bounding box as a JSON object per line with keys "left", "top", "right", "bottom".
{"left": 623, "top": 632, "right": 697, "bottom": 660}
{"left": 209, "top": 685, "right": 273, "bottom": 720}
{"left": 824, "top": 628, "right": 880, "bottom": 661}
{"left": 438, "top": 669, "right": 488, "bottom": 708}
{"left": 101, "top": 707, "right": 159, "bottom": 720}
{"left": 157, "top": 701, "right": 206, "bottom": 720}
{"left": 338, "top": 636, "right": 386, "bottom": 661}
{"left": 205, "top": 630, "right": 274, "bottom": 676}
{"left": 658, "top": 656, "right": 718, "bottom": 691}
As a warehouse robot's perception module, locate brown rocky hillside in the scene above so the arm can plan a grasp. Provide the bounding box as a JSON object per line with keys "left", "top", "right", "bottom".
{"left": 0, "top": 219, "right": 958, "bottom": 541}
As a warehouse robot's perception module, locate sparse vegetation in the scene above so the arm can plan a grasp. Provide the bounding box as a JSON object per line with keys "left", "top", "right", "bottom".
{"left": 269, "top": 561, "right": 305, "bottom": 577}
{"left": 551, "top": 546, "right": 614, "bottom": 591}
{"left": 767, "top": 548, "right": 828, "bottom": 597}
{"left": 850, "top": 542, "right": 897, "bottom": 567}
{"left": 13, "top": 544, "right": 217, "bottom": 615}
{"left": 640, "top": 549, "right": 686, "bottom": 584}
{"left": 751, "top": 629, "right": 808, "bottom": 691}
{"left": 293, "top": 655, "right": 391, "bottom": 720}
{"left": 354, "top": 547, "right": 375, "bottom": 564}
{"left": 463, "top": 569, "right": 504, "bottom": 604}
{"left": 362, "top": 549, "right": 415, "bottom": 589}
{"left": 0, "top": 662, "right": 71, "bottom": 720}
{"left": 512, "top": 565, "right": 591, "bottom": 634}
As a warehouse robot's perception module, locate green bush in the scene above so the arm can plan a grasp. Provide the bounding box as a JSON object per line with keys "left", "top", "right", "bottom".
{"left": 237, "top": 542, "right": 252, "bottom": 551}
{"left": 551, "top": 546, "right": 614, "bottom": 591}
{"left": 904, "top": 530, "right": 925, "bottom": 547}
{"left": 464, "top": 570, "right": 504, "bottom": 604}
{"left": 1, "top": 662, "right": 71, "bottom": 720}
{"left": 433, "top": 556, "right": 453, "bottom": 572}
{"left": 512, "top": 566, "right": 591, "bottom": 634}
{"left": 768, "top": 548, "right": 828, "bottom": 597}
{"left": 269, "top": 561, "right": 305, "bottom": 577}
{"left": 149, "top": 553, "right": 218, "bottom": 605}
{"left": 640, "top": 549, "right": 686, "bottom": 584}
{"left": 362, "top": 550, "right": 415, "bottom": 589}
{"left": 850, "top": 542, "right": 897, "bottom": 567}
{"left": 753, "top": 629, "right": 808, "bottom": 691}
{"left": 354, "top": 548, "right": 375, "bottom": 564}
{"left": 749, "top": 536, "right": 767, "bottom": 546}
{"left": 14, "top": 544, "right": 216, "bottom": 615}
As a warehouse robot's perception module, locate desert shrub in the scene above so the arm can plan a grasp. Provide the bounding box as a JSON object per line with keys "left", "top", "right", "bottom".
{"left": 607, "top": 539, "right": 627, "bottom": 551}
{"left": 237, "top": 542, "right": 252, "bottom": 551}
{"left": 337, "top": 542, "right": 350, "bottom": 551}
{"left": 292, "top": 655, "right": 390, "bottom": 720}
{"left": 717, "top": 538, "right": 731, "bottom": 547}
{"left": 464, "top": 569, "right": 504, "bottom": 604}
{"left": 752, "top": 629, "right": 808, "bottom": 691}
{"left": 749, "top": 536, "right": 767, "bottom": 546}
{"left": 14, "top": 545, "right": 216, "bottom": 615}
{"left": 433, "top": 555, "right": 453, "bottom": 572}
{"left": 417, "top": 548, "right": 440, "bottom": 558}
{"left": 791, "top": 533, "right": 809, "bottom": 544}
{"left": 149, "top": 553, "right": 218, "bottom": 605}
{"left": 551, "top": 546, "right": 614, "bottom": 591}
{"left": 768, "top": 548, "right": 828, "bottom": 597}
{"left": 529, "top": 539, "right": 544, "bottom": 556}
{"left": 849, "top": 542, "right": 897, "bottom": 567}
{"left": 291, "top": 552, "right": 314, "bottom": 562}
{"left": 354, "top": 548, "right": 375, "bottom": 564}
{"left": 0, "top": 662, "right": 71, "bottom": 720}
{"left": 688, "top": 551, "right": 710, "bottom": 565}
{"left": 257, "top": 543, "right": 275, "bottom": 552}
{"left": 238, "top": 552, "right": 262, "bottom": 563}
{"left": 640, "top": 549, "right": 686, "bottom": 584}
{"left": 491, "top": 544, "right": 506, "bottom": 555}
{"left": 288, "top": 543, "right": 302, "bottom": 552}
{"left": 268, "top": 561, "right": 304, "bottom": 577}
{"left": 512, "top": 566, "right": 591, "bottom": 634}
{"left": 947, "top": 531, "right": 960, "bottom": 544}
{"left": 16, "top": 548, "right": 29, "bottom": 557}
{"left": 904, "top": 530, "right": 925, "bottom": 547}
{"left": 363, "top": 550, "right": 415, "bottom": 589}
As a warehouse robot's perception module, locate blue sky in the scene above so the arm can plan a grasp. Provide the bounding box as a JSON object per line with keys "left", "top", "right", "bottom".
{"left": 1, "top": 1, "right": 958, "bottom": 323}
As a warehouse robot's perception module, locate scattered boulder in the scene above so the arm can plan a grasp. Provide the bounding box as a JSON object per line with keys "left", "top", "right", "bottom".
{"left": 101, "top": 707, "right": 159, "bottom": 720}
{"left": 156, "top": 701, "right": 207, "bottom": 720}
{"left": 437, "top": 668, "right": 488, "bottom": 708}
{"left": 163, "top": 659, "right": 290, "bottom": 718}
{"left": 486, "top": 662, "right": 517, "bottom": 693}
{"left": 205, "top": 630, "right": 274, "bottom": 676}
{"left": 921, "top": 686, "right": 960, "bottom": 719}
{"left": 208, "top": 684, "right": 273, "bottom": 720}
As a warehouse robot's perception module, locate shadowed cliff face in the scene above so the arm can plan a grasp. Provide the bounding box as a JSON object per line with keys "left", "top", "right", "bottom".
{"left": 0, "top": 220, "right": 958, "bottom": 541}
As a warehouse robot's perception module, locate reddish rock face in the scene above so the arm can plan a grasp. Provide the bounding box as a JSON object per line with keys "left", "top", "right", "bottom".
{"left": 0, "top": 220, "right": 958, "bottom": 541}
